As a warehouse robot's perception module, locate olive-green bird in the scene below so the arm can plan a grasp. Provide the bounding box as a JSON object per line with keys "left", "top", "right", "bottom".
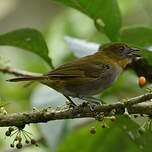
{"left": 8, "top": 43, "right": 139, "bottom": 105}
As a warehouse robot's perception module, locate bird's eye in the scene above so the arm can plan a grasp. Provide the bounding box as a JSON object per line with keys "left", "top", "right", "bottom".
{"left": 119, "top": 46, "right": 125, "bottom": 51}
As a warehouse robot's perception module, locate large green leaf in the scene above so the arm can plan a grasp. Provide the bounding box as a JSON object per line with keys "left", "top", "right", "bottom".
{"left": 58, "top": 117, "right": 152, "bottom": 152}
{"left": 116, "top": 116, "right": 152, "bottom": 152}
{"left": 57, "top": 121, "right": 139, "bottom": 152}
{"left": 53, "top": 0, "right": 122, "bottom": 41}
{"left": 121, "top": 26, "right": 152, "bottom": 66}
{"left": 0, "top": 28, "right": 52, "bottom": 67}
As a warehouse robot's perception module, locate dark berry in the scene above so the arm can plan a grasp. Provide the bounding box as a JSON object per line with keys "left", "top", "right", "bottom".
{"left": 16, "top": 143, "right": 22, "bottom": 149}
{"left": 25, "top": 140, "right": 29, "bottom": 144}
{"left": 90, "top": 127, "right": 96, "bottom": 134}
{"left": 10, "top": 144, "right": 14, "bottom": 148}
{"left": 5, "top": 131, "right": 11, "bottom": 136}
{"left": 31, "top": 139, "right": 36, "bottom": 145}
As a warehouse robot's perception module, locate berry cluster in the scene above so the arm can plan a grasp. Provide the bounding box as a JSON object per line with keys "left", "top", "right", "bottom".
{"left": 90, "top": 116, "right": 115, "bottom": 135}
{"left": 5, "top": 126, "right": 38, "bottom": 149}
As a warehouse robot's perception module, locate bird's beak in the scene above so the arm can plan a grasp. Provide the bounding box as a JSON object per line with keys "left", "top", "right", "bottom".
{"left": 127, "top": 47, "right": 140, "bottom": 57}
{"left": 130, "top": 48, "right": 140, "bottom": 52}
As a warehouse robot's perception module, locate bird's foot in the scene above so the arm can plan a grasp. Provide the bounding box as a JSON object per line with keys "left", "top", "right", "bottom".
{"left": 82, "top": 101, "right": 101, "bottom": 111}
{"left": 64, "top": 95, "right": 77, "bottom": 108}
{"left": 79, "top": 96, "right": 102, "bottom": 111}
{"left": 69, "top": 102, "right": 77, "bottom": 108}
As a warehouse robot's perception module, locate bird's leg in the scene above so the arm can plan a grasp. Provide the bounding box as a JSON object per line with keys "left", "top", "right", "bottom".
{"left": 64, "top": 95, "right": 77, "bottom": 108}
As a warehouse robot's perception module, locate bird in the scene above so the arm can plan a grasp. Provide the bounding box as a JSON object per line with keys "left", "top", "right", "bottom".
{"left": 8, "top": 42, "right": 139, "bottom": 106}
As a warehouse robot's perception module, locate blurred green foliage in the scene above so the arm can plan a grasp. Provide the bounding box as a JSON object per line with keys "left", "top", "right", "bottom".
{"left": 58, "top": 119, "right": 139, "bottom": 152}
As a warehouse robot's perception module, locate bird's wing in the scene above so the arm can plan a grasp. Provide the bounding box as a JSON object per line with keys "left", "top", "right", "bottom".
{"left": 46, "top": 59, "right": 112, "bottom": 79}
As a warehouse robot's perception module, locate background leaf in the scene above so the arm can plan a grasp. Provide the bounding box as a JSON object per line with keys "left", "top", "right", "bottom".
{"left": 53, "top": 0, "right": 122, "bottom": 41}
{"left": 57, "top": 121, "right": 139, "bottom": 152}
{"left": 121, "top": 26, "right": 152, "bottom": 47}
{"left": 116, "top": 116, "right": 152, "bottom": 152}
{"left": 58, "top": 117, "right": 152, "bottom": 152}
{"left": 0, "top": 28, "right": 52, "bottom": 67}
{"left": 121, "top": 26, "right": 152, "bottom": 66}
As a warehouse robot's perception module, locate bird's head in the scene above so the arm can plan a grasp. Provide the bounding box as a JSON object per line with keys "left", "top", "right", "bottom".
{"left": 101, "top": 42, "right": 139, "bottom": 60}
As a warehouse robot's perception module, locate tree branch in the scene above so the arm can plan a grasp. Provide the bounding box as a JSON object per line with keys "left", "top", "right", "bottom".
{"left": 0, "top": 93, "right": 152, "bottom": 127}
{"left": 0, "top": 66, "right": 152, "bottom": 127}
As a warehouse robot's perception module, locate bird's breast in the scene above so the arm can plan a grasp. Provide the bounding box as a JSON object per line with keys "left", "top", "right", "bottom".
{"left": 89, "top": 64, "right": 122, "bottom": 95}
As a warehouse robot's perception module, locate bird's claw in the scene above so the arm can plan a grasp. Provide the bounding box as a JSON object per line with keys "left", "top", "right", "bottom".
{"left": 69, "top": 102, "right": 77, "bottom": 108}
{"left": 82, "top": 101, "right": 100, "bottom": 111}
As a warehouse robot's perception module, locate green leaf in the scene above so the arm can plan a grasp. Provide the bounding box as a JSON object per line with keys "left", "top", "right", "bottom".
{"left": 0, "top": 28, "right": 53, "bottom": 67}
{"left": 116, "top": 116, "right": 152, "bottom": 152}
{"left": 121, "top": 26, "right": 152, "bottom": 66}
{"left": 121, "top": 26, "right": 152, "bottom": 47}
{"left": 57, "top": 121, "right": 139, "bottom": 152}
{"left": 136, "top": 50, "right": 152, "bottom": 67}
{"left": 53, "top": 0, "right": 122, "bottom": 41}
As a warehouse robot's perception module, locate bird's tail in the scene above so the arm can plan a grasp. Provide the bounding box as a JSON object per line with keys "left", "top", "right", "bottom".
{"left": 7, "top": 75, "right": 48, "bottom": 82}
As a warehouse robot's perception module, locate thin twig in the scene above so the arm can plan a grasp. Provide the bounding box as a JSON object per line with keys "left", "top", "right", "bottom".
{"left": 0, "top": 67, "right": 42, "bottom": 77}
